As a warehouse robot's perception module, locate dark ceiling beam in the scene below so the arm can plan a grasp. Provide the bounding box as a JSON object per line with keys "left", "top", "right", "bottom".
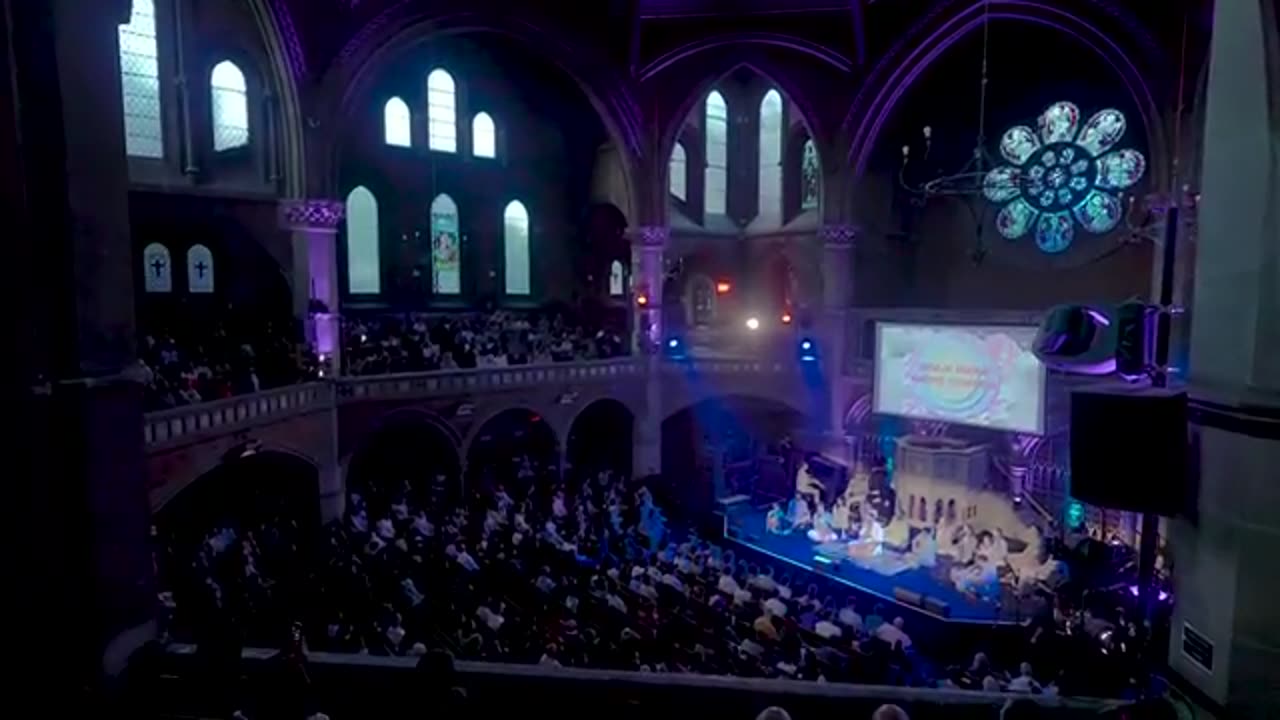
{"left": 850, "top": 0, "right": 866, "bottom": 66}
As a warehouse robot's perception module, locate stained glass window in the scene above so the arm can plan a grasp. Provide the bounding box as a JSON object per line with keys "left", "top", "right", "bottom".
{"left": 609, "top": 260, "right": 625, "bottom": 296}
{"left": 210, "top": 61, "right": 249, "bottom": 151}
{"left": 118, "top": 0, "right": 163, "bottom": 158}
{"left": 503, "top": 200, "right": 530, "bottom": 295}
{"left": 143, "top": 243, "right": 172, "bottom": 293}
{"left": 346, "top": 186, "right": 381, "bottom": 294}
{"left": 430, "top": 193, "right": 461, "bottom": 294}
{"left": 384, "top": 97, "right": 411, "bottom": 147}
{"left": 186, "top": 244, "right": 214, "bottom": 293}
{"left": 757, "top": 90, "right": 783, "bottom": 225}
{"left": 801, "top": 138, "right": 820, "bottom": 209}
{"left": 983, "top": 101, "right": 1145, "bottom": 254}
{"left": 669, "top": 142, "right": 687, "bottom": 201}
{"left": 427, "top": 69, "right": 457, "bottom": 153}
{"left": 704, "top": 91, "right": 728, "bottom": 215}
{"left": 472, "top": 112, "right": 496, "bottom": 158}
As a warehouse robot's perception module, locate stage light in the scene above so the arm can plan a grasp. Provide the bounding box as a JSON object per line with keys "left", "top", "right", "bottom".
{"left": 668, "top": 338, "right": 679, "bottom": 348}
{"left": 745, "top": 317, "right": 760, "bottom": 331}
{"left": 636, "top": 293, "right": 648, "bottom": 306}
{"left": 781, "top": 313, "right": 793, "bottom": 324}
{"left": 799, "top": 337, "right": 817, "bottom": 362}
{"left": 663, "top": 336, "right": 686, "bottom": 359}
{"left": 716, "top": 280, "right": 732, "bottom": 294}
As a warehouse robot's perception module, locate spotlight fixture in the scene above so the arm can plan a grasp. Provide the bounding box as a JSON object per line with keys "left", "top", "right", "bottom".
{"left": 745, "top": 317, "right": 760, "bottom": 331}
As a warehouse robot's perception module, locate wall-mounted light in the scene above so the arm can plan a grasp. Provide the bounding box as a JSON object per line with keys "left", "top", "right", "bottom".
{"left": 636, "top": 294, "right": 648, "bottom": 306}
{"left": 745, "top": 317, "right": 760, "bottom": 331}
{"left": 781, "top": 313, "right": 793, "bottom": 324}
{"left": 716, "top": 280, "right": 732, "bottom": 294}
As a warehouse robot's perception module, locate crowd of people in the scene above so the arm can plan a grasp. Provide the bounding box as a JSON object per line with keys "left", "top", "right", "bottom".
{"left": 138, "top": 310, "right": 319, "bottom": 411}
{"left": 135, "top": 308, "right": 627, "bottom": 410}
{"left": 153, "top": 439, "right": 1161, "bottom": 720}
{"left": 342, "top": 310, "right": 628, "bottom": 375}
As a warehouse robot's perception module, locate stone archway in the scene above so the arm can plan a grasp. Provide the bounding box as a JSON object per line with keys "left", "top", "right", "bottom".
{"left": 346, "top": 409, "right": 462, "bottom": 515}
{"left": 465, "top": 407, "right": 559, "bottom": 495}
{"left": 565, "top": 398, "right": 635, "bottom": 482}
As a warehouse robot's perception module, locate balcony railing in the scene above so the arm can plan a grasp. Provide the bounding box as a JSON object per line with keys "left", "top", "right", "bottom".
{"left": 143, "top": 382, "right": 333, "bottom": 449}
{"left": 338, "top": 357, "right": 645, "bottom": 403}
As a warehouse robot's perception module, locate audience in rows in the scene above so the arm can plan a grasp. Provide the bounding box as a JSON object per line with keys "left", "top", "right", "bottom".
{"left": 138, "top": 310, "right": 317, "bottom": 411}
{"left": 343, "top": 309, "right": 627, "bottom": 375}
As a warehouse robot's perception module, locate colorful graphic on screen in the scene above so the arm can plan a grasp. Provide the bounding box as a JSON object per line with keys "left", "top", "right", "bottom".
{"left": 874, "top": 323, "right": 1046, "bottom": 434}
{"left": 430, "top": 194, "right": 461, "bottom": 295}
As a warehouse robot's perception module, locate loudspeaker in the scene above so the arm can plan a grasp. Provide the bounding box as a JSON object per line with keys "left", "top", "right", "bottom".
{"left": 1070, "top": 386, "right": 1188, "bottom": 516}
{"left": 923, "top": 596, "right": 951, "bottom": 618}
{"left": 893, "top": 587, "right": 924, "bottom": 608}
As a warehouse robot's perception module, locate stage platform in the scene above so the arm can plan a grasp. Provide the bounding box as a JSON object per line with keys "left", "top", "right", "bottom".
{"left": 722, "top": 506, "right": 1036, "bottom": 625}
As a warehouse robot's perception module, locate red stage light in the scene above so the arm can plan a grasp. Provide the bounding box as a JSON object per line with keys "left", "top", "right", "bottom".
{"left": 715, "top": 281, "right": 732, "bottom": 294}
{"left": 781, "top": 313, "right": 793, "bottom": 324}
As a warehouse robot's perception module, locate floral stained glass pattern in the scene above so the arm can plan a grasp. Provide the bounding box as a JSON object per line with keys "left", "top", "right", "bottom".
{"left": 983, "top": 101, "right": 1145, "bottom": 254}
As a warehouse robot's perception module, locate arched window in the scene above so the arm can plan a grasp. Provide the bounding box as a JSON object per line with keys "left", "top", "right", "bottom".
{"left": 384, "top": 97, "right": 411, "bottom": 147}
{"left": 426, "top": 69, "right": 457, "bottom": 153}
{"left": 186, "top": 244, "right": 214, "bottom": 293}
{"left": 503, "top": 201, "right": 531, "bottom": 296}
{"left": 609, "top": 260, "right": 625, "bottom": 296}
{"left": 757, "top": 89, "right": 783, "bottom": 224}
{"left": 210, "top": 60, "right": 249, "bottom": 151}
{"left": 704, "top": 91, "right": 728, "bottom": 215}
{"left": 669, "top": 142, "right": 687, "bottom": 201}
{"left": 801, "top": 138, "right": 820, "bottom": 209}
{"left": 117, "top": 0, "right": 163, "bottom": 157}
{"left": 142, "top": 243, "right": 172, "bottom": 293}
{"left": 430, "top": 194, "right": 461, "bottom": 294}
{"left": 472, "top": 112, "right": 496, "bottom": 158}
{"left": 345, "top": 186, "right": 381, "bottom": 294}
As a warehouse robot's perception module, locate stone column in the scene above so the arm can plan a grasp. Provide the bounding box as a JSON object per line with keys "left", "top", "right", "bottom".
{"left": 7, "top": 0, "right": 153, "bottom": 688}
{"left": 280, "top": 199, "right": 345, "bottom": 375}
{"left": 1170, "top": 0, "right": 1280, "bottom": 715}
{"left": 628, "top": 225, "right": 668, "bottom": 480}
{"left": 629, "top": 225, "right": 669, "bottom": 352}
{"left": 817, "top": 224, "right": 857, "bottom": 433}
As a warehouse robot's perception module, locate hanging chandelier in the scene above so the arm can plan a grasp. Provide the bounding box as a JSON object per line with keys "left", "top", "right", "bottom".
{"left": 896, "top": 1, "right": 1148, "bottom": 255}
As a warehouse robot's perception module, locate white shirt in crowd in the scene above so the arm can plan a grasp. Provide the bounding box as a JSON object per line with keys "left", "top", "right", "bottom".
{"left": 763, "top": 597, "right": 788, "bottom": 618}
{"left": 875, "top": 618, "right": 912, "bottom": 648}
{"left": 718, "top": 574, "right": 740, "bottom": 595}
{"left": 750, "top": 574, "right": 777, "bottom": 593}
{"left": 839, "top": 607, "right": 863, "bottom": 632}
{"left": 815, "top": 620, "right": 843, "bottom": 639}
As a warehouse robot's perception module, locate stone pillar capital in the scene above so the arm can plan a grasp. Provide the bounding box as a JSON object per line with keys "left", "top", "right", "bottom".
{"left": 280, "top": 198, "right": 344, "bottom": 233}
{"left": 629, "top": 225, "right": 670, "bottom": 249}
{"left": 819, "top": 224, "right": 859, "bottom": 249}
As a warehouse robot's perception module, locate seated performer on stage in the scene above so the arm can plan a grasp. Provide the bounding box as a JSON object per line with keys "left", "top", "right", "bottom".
{"left": 832, "top": 497, "right": 849, "bottom": 540}
{"left": 852, "top": 508, "right": 886, "bottom": 556}
{"left": 910, "top": 527, "right": 938, "bottom": 568}
{"left": 807, "top": 504, "right": 837, "bottom": 543}
{"left": 788, "top": 492, "right": 812, "bottom": 530}
{"left": 766, "top": 502, "right": 788, "bottom": 535}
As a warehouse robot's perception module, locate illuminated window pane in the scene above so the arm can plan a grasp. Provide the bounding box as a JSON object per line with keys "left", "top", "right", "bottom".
{"left": 142, "top": 243, "right": 172, "bottom": 292}
{"left": 384, "top": 97, "right": 411, "bottom": 147}
{"left": 430, "top": 193, "right": 461, "bottom": 294}
{"left": 609, "top": 260, "right": 625, "bottom": 296}
{"left": 669, "top": 142, "right": 687, "bottom": 201}
{"left": 345, "top": 186, "right": 381, "bottom": 294}
{"left": 210, "top": 60, "right": 249, "bottom": 151}
{"left": 427, "top": 69, "right": 457, "bottom": 153}
{"left": 801, "top": 138, "right": 820, "bottom": 209}
{"left": 757, "top": 90, "right": 782, "bottom": 224}
{"left": 118, "top": 0, "right": 163, "bottom": 158}
{"left": 503, "top": 201, "right": 530, "bottom": 295}
{"left": 704, "top": 91, "right": 728, "bottom": 215}
{"left": 472, "top": 112, "right": 496, "bottom": 158}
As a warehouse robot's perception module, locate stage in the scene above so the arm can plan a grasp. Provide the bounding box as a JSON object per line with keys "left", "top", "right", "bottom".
{"left": 722, "top": 505, "right": 1037, "bottom": 624}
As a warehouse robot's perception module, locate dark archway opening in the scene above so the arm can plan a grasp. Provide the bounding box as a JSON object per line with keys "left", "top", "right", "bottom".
{"left": 347, "top": 413, "right": 461, "bottom": 520}
{"left": 466, "top": 408, "right": 558, "bottom": 499}
{"left": 565, "top": 399, "right": 634, "bottom": 484}
{"left": 660, "top": 396, "right": 804, "bottom": 525}
{"left": 153, "top": 450, "right": 319, "bottom": 646}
